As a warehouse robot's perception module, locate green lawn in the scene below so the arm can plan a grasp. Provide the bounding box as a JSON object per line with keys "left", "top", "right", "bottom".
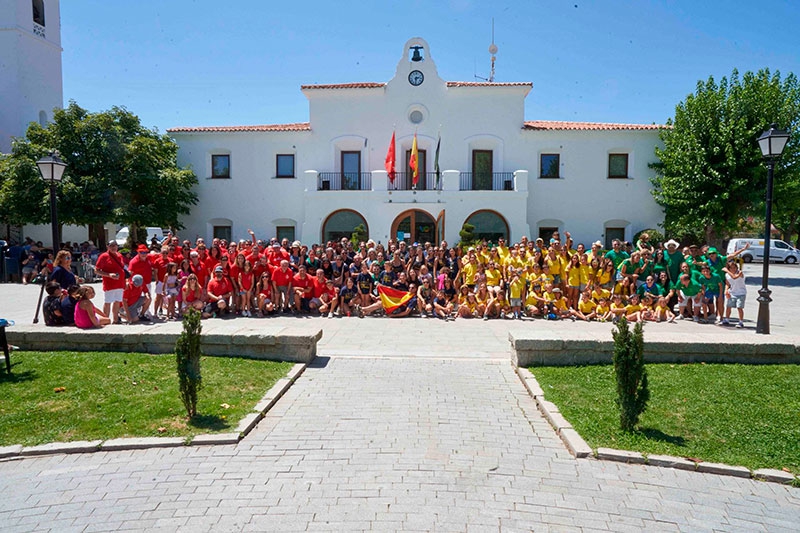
{"left": 0, "top": 351, "right": 293, "bottom": 446}
{"left": 531, "top": 363, "right": 800, "bottom": 475}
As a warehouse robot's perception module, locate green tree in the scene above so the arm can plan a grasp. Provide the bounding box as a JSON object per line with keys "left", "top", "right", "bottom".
{"left": 612, "top": 316, "right": 649, "bottom": 432}
{"left": 0, "top": 101, "right": 198, "bottom": 244}
{"left": 350, "top": 223, "right": 368, "bottom": 247}
{"left": 176, "top": 308, "right": 202, "bottom": 418}
{"left": 650, "top": 69, "right": 800, "bottom": 245}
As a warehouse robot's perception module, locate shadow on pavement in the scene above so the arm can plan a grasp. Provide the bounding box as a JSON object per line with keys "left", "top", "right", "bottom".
{"left": 309, "top": 356, "right": 330, "bottom": 368}
{"left": 746, "top": 277, "right": 800, "bottom": 288}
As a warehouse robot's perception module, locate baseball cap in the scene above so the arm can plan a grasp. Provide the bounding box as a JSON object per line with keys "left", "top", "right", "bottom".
{"left": 136, "top": 244, "right": 149, "bottom": 253}
{"left": 708, "top": 247, "right": 718, "bottom": 254}
{"left": 132, "top": 274, "right": 144, "bottom": 287}
{"left": 214, "top": 265, "right": 224, "bottom": 273}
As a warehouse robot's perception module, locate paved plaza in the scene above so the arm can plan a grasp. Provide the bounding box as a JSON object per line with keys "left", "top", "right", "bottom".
{"left": 1, "top": 264, "right": 799, "bottom": 531}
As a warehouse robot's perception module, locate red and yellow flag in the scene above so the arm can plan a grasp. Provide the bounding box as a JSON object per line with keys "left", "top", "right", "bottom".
{"left": 377, "top": 285, "right": 413, "bottom": 313}
{"left": 384, "top": 131, "right": 396, "bottom": 184}
{"left": 410, "top": 133, "right": 419, "bottom": 187}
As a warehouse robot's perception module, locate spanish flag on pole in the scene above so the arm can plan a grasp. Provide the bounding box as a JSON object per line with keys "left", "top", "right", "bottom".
{"left": 410, "top": 133, "right": 419, "bottom": 187}
{"left": 377, "top": 285, "right": 413, "bottom": 313}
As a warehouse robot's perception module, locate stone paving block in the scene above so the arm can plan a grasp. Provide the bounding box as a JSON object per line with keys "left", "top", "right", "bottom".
{"left": 20, "top": 440, "right": 102, "bottom": 456}
{"left": 286, "top": 362, "right": 306, "bottom": 381}
{"left": 558, "top": 428, "right": 592, "bottom": 458}
{"left": 752, "top": 468, "right": 796, "bottom": 484}
{"left": 190, "top": 433, "right": 240, "bottom": 446}
{"left": 100, "top": 437, "right": 186, "bottom": 451}
{"left": 645, "top": 454, "right": 697, "bottom": 471}
{"left": 597, "top": 447, "right": 646, "bottom": 464}
{"left": 0, "top": 445, "right": 22, "bottom": 459}
{"left": 544, "top": 411, "right": 572, "bottom": 432}
{"left": 695, "top": 461, "right": 751, "bottom": 478}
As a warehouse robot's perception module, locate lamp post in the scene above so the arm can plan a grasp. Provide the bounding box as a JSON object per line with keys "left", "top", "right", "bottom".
{"left": 755, "top": 124, "right": 790, "bottom": 335}
{"left": 35, "top": 151, "right": 67, "bottom": 254}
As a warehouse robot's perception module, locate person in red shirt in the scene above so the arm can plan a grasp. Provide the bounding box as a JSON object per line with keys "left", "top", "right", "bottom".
{"left": 252, "top": 255, "right": 271, "bottom": 281}
{"left": 128, "top": 244, "right": 156, "bottom": 318}
{"left": 238, "top": 260, "right": 255, "bottom": 317}
{"left": 93, "top": 240, "right": 127, "bottom": 323}
{"left": 266, "top": 242, "right": 289, "bottom": 268}
{"left": 292, "top": 265, "right": 313, "bottom": 313}
{"left": 309, "top": 268, "right": 328, "bottom": 314}
{"left": 121, "top": 274, "right": 151, "bottom": 324}
{"left": 203, "top": 266, "right": 232, "bottom": 318}
{"left": 271, "top": 259, "right": 293, "bottom": 313}
{"left": 188, "top": 250, "right": 209, "bottom": 289}
{"left": 319, "top": 278, "right": 339, "bottom": 318}
{"left": 151, "top": 246, "right": 170, "bottom": 317}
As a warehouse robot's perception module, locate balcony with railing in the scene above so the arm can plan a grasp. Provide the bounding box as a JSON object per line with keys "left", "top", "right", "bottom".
{"left": 317, "top": 172, "right": 372, "bottom": 191}
{"left": 459, "top": 172, "right": 515, "bottom": 191}
{"left": 308, "top": 169, "right": 528, "bottom": 193}
{"left": 386, "top": 172, "right": 443, "bottom": 191}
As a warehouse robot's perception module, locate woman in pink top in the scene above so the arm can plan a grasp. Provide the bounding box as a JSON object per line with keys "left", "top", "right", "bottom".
{"left": 74, "top": 286, "right": 111, "bottom": 329}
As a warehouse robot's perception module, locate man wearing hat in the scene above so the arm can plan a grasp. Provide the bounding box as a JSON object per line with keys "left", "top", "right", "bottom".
{"left": 204, "top": 266, "right": 233, "bottom": 318}
{"left": 128, "top": 244, "right": 157, "bottom": 318}
{"left": 94, "top": 240, "right": 127, "bottom": 324}
{"left": 121, "top": 274, "right": 151, "bottom": 324}
{"left": 663, "top": 239, "right": 683, "bottom": 284}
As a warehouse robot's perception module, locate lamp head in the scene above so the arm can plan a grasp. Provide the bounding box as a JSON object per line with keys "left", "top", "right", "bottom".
{"left": 36, "top": 151, "right": 67, "bottom": 182}
{"left": 757, "top": 124, "right": 790, "bottom": 159}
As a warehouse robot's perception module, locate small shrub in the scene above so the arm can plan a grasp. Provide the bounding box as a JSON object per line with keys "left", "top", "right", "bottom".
{"left": 612, "top": 316, "right": 649, "bottom": 431}
{"left": 176, "top": 308, "right": 202, "bottom": 418}
{"left": 633, "top": 228, "right": 665, "bottom": 248}
{"left": 350, "top": 223, "right": 368, "bottom": 247}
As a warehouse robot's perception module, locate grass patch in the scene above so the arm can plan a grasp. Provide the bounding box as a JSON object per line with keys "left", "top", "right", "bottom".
{"left": 531, "top": 363, "right": 800, "bottom": 475}
{"left": 0, "top": 351, "right": 293, "bottom": 446}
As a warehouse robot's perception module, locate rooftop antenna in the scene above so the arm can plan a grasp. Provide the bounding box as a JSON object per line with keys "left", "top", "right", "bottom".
{"left": 488, "top": 18, "right": 497, "bottom": 82}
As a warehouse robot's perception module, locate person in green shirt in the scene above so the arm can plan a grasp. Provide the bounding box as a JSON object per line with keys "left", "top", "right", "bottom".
{"left": 664, "top": 239, "right": 684, "bottom": 283}
{"left": 697, "top": 264, "right": 724, "bottom": 323}
{"left": 669, "top": 273, "right": 703, "bottom": 321}
{"left": 604, "top": 239, "right": 629, "bottom": 275}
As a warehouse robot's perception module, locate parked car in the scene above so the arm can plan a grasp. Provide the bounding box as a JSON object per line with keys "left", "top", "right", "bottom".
{"left": 115, "top": 227, "right": 168, "bottom": 247}
{"left": 727, "top": 238, "right": 800, "bottom": 264}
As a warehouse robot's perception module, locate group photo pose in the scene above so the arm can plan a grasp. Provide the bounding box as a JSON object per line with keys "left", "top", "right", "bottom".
{"left": 34, "top": 227, "right": 753, "bottom": 330}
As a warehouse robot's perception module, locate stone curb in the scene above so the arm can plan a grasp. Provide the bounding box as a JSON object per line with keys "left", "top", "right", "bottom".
{"left": 753, "top": 468, "right": 797, "bottom": 484}
{"left": 597, "top": 447, "right": 646, "bottom": 464}
{"left": 696, "top": 461, "right": 752, "bottom": 478}
{"left": 20, "top": 440, "right": 102, "bottom": 456}
{"left": 100, "top": 437, "right": 187, "bottom": 451}
{"left": 1, "top": 361, "right": 310, "bottom": 460}
{"left": 514, "top": 365, "right": 799, "bottom": 486}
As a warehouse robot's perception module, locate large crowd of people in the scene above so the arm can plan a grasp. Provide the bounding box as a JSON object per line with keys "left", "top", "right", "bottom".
{"left": 36, "top": 228, "right": 752, "bottom": 329}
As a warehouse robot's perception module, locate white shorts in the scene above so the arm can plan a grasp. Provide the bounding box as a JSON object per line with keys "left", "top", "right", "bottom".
{"left": 727, "top": 294, "right": 746, "bottom": 309}
{"left": 104, "top": 288, "right": 124, "bottom": 304}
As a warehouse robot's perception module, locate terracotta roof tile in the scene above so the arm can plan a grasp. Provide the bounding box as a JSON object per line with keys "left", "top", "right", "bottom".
{"left": 447, "top": 81, "right": 532, "bottom": 87}
{"left": 167, "top": 122, "right": 311, "bottom": 133}
{"left": 523, "top": 120, "right": 663, "bottom": 131}
{"left": 301, "top": 82, "right": 386, "bottom": 90}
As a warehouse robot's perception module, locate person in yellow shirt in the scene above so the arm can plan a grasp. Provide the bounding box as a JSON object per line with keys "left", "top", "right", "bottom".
{"left": 596, "top": 297, "right": 611, "bottom": 322}
{"left": 624, "top": 293, "right": 643, "bottom": 322}
{"left": 610, "top": 294, "right": 627, "bottom": 322}
{"left": 459, "top": 252, "right": 479, "bottom": 289}
{"left": 508, "top": 269, "right": 526, "bottom": 319}
{"left": 639, "top": 293, "right": 657, "bottom": 322}
{"left": 483, "top": 290, "right": 511, "bottom": 319}
{"left": 597, "top": 259, "right": 615, "bottom": 290}
{"left": 565, "top": 253, "right": 582, "bottom": 310}
{"left": 540, "top": 264, "right": 556, "bottom": 287}
{"left": 484, "top": 261, "right": 504, "bottom": 296}
{"left": 572, "top": 287, "right": 598, "bottom": 321}
{"left": 579, "top": 254, "right": 594, "bottom": 291}
{"left": 591, "top": 282, "right": 611, "bottom": 303}
{"left": 474, "top": 282, "right": 491, "bottom": 316}
{"left": 504, "top": 248, "right": 525, "bottom": 277}
{"left": 545, "top": 249, "right": 563, "bottom": 287}
{"left": 496, "top": 238, "right": 509, "bottom": 264}
{"left": 457, "top": 292, "right": 479, "bottom": 318}
{"left": 525, "top": 282, "right": 545, "bottom": 318}
{"left": 654, "top": 295, "right": 676, "bottom": 323}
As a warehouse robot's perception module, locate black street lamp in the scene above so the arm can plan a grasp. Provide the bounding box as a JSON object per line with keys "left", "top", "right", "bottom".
{"left": 755, "top": 124, "right": 790, "bottom": 335}
{"left": 35, "top": 151, "right": 67, "bottom": 254}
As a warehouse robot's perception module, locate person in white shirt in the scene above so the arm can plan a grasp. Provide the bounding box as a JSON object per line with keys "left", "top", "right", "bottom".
{"left": 723, "top": 259, "right": 747, "bottom": 328}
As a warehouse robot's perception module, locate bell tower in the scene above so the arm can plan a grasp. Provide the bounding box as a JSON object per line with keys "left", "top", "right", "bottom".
{"left": 0, "top": 0, "right": 63, "bottom": 153}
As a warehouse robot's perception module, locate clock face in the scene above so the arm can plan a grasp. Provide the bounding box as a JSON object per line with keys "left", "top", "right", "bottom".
{"left": 408, "top": 70, "right": 424, "bottom": 86}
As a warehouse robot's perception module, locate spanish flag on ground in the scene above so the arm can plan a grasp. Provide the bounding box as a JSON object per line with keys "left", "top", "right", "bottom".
{"left": 377, "top": 285, "right": 413, "bottom": 313}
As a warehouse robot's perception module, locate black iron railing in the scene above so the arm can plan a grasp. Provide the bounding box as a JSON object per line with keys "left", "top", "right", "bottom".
{"left": 387, "top": 172, "right": 443, "bottom": 191}
{"left": 459, "top": 172, "right": 515, "bottom": 191}
{"left": 317, "top": 172, "right": 372, "bottom": 191}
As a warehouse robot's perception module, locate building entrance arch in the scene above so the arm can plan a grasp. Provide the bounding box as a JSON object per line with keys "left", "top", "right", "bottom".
{"left": 391, "top": 209, "right": 437, "bottom": 245}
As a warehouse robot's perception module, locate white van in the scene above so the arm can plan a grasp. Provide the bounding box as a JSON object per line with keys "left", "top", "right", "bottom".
{"left": 115, "top": 226, "right": 168, "bottom": 247}
{"left": 727, "top": 238, "right": 800, "bottom": 264}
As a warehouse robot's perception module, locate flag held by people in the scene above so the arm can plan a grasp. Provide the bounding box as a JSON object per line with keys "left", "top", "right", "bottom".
{"left": 385, "top": 131, "right": 396, "bottom": 185}
{"left": 377, "top": 285, "right": 412, "bottom": 313}
{"left": 410, "top": 133, "right": 419, "bottom": 187}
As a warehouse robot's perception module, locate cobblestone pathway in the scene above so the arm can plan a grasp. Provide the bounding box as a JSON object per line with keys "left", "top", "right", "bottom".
{"left": 1, "top": 357, "right": 798, "bottom": 532}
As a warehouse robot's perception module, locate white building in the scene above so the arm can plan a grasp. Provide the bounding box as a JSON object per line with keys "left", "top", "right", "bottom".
{"left": 0, "top": 0, "right": 63, "bottom": 154}
{"left": 170, "top": 38, "right": 664, "bottom": 249}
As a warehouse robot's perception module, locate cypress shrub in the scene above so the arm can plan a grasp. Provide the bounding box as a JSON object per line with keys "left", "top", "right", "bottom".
{"left": 612, "top": 316, "right": 649, "bottom": 431}
{"left": 176, "top": 308, "right": 202, "bottom": 418}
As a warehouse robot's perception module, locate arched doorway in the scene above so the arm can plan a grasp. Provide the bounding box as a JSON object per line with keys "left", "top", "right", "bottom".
{"left": 391, "top": 209, "right": 436, "bottom": 245}
{"left": 321, "top": 209, "right": 368, "bottom": 243}
{"left": 464, "top": 210, "right": 509, "bottom": 243}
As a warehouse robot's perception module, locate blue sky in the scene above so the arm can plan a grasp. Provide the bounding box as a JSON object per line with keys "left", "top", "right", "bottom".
{"left": 61, "top": 0, "right": 800, "bottom": 133}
